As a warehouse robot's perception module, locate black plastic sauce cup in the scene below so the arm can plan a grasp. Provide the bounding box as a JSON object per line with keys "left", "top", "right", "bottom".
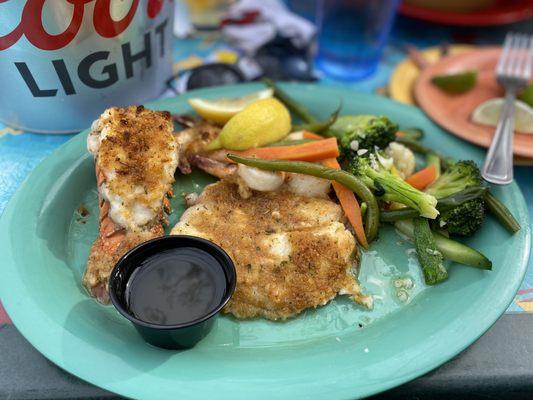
{"left": 109, "top": 235, "right": 236, "bottom": 350}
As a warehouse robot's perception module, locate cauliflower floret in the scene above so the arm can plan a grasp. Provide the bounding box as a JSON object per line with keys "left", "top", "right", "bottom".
{"left": 386, "top": 142, "right": 416, "bottom": 179}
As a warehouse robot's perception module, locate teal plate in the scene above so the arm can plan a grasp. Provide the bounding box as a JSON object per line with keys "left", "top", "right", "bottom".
{"left": 0, "top": 83, "right": 530, "bottom": 400}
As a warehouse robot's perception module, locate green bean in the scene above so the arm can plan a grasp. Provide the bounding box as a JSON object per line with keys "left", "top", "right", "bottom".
{"left": 292, "top": 104, "right": 341, "bottom": 133}
{"left": 395, "top": 137, "right": 433, "bottom": 154}
{"left": 397, "top": 127, "right": 425, "bottom": 141}
{"left": 263, "top": 78, "right": 317, "bottom": 123}
{"left": 485, "top": 190, "right": 520, "bottom": 234}
{"left": 381, "top": 208, "right": 419, "bottom": 222}
{"left": 361, "top": 202, "right": 368, "bottom": 217}
{"left": 426, "top": 152, "right": 441, "bottom": 178}
{"left": 228, "top": 155, "right": 380, "bottom": 242}
{"left": 266, "top": 139, "right": 314, "bottom": 147}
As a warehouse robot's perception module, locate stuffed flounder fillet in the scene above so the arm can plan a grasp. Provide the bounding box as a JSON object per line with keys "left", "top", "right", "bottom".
{"left": 171, "top": 180, "right": 371, "bottom": 320}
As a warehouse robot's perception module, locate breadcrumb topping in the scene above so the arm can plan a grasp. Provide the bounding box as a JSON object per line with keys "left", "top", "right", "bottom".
{"left": 172, "top": 181, "right": 372, "bottom": 320}
{"left": 88, "top": 106, "right": 178, "bottom": 231}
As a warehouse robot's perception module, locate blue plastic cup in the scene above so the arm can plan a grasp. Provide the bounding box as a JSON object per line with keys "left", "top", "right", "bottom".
{"left": 315, "top": 0, "right": 400, "bottom": 81}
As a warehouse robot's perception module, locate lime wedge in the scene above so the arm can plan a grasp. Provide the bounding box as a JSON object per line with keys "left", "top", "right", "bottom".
{"left": 471, "top": 98, "right": 533, "bottom": 134}
{"left": 431, "top": 71, "right": 477, "bottom": 94}
{"left": 518, "top": 84, "right": 533, "bottom": 108}
{"left": 188, "top": 88, "right": 274, "bottom": 125}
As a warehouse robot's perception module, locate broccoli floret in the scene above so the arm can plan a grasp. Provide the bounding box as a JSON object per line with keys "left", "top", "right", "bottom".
{"left": 438, "top": 198, "right": 485, "bottom": 236}
{"left": 348, "top": 154, "right": 439, "bottom": 219}
{"left": 326, "top": 115, "right": 398, "bottom": 156}
{"left": 425, "top": 160, "right": 483, "bottom": 199}
{"left": 426, "top": 160, "right": 485, "bottom": 236}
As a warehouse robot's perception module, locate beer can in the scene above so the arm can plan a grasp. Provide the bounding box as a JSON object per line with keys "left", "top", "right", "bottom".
{"left": 0, "top": 0, "right": 174, "bottom": 133}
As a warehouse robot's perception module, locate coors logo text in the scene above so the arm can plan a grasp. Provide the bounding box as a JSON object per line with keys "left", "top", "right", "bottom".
{"left": 0, "top": 0, "right": 170, "bottom": 98}
{"left": 0, "top": 0, "right": 166, "bottom": 50}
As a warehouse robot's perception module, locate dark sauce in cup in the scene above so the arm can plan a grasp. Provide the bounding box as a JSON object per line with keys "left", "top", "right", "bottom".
{"left": 125, "top": 247, "right": 227, "bottom": 325}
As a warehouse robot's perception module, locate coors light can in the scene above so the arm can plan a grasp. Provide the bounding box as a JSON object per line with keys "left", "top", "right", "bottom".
{"left": 0, "top": 0, "right": 174, "bottom": 133}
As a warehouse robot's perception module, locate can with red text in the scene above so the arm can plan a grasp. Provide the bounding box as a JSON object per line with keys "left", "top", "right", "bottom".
{"left": 0, "top": 0, "right": 174, "bottom": 133}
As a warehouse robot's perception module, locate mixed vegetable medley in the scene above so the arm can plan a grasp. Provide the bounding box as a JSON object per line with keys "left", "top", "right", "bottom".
{"left": 188, "top": 81, "right": 521, "bottom": 286}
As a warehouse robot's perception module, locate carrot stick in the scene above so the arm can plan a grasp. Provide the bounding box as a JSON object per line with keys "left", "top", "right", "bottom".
{"left": 322, "top": 158, "right": 368, "bottom": 248}
{"left": 405, "top": 165, "right": 437, "bottom": 190}
{"left": 301, "top": 130, "right": 326, "bottom": 140}
{"left": 230, "top": 137, "right": 340, "bottom": 162}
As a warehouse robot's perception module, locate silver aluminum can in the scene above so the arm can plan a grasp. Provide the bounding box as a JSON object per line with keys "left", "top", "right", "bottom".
{"left": 0, "top": 0, "right": 174, "bottom": 133}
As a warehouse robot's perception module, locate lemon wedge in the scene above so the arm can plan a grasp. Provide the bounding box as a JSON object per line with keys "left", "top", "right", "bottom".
{"left": 207, "top": 98, "right": 291, "bottom": 151}
{"left": 471, "top": 98, "right": 533, "bottom": 134}
{"left": 188, "top": 88, "right": 274, "bottom": 125}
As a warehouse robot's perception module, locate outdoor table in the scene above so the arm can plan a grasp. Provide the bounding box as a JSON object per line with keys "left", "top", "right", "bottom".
{"left": 1, "top": 15, "right": 532, "bottom": 400}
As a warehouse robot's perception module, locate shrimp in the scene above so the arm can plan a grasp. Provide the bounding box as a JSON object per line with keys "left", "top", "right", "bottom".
{"left": 175, "top": 119, "right": 221, "bottom": 174}
{"left": 174, "top": 117, "right": 332, "bottom": 199}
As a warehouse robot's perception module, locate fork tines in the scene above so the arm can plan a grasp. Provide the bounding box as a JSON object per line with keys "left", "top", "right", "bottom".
{"left": 496, "top": 32, "right": 533, "bottom": 84}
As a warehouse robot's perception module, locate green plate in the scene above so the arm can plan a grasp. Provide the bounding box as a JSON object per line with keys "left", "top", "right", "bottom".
{"left": 0, "top": 83, "right": 530, "bottom": 399}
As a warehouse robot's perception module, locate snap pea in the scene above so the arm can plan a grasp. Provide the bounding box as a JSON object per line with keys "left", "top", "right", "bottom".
{"left": 396, "top": 220, "right": 492, "bottom": 270}
{"left": 263, "top": 78, "right": 317, "bottom": 124}
{"left": 485, "top": 190, "right": 520, "bottom": 234}
{"left": 227, "top": 155, "right": 380, "bottom": 242}
{"left": 436, "top": 186, "right": 487, "bottom": 211}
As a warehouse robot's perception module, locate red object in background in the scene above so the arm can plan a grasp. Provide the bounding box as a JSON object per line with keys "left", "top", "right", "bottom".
{"left": 220, "top": 10, "right": 260, "bottom": 27}
{"left": 0, "top": 302, "right": 12, "bottom": 325}
{"left": 399, "top": 0, "right": 533, "bottom": 26}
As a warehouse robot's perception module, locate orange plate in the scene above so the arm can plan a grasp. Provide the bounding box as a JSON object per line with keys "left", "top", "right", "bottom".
{"left": 415, "top": 47, "right": 533, "bottom": 159}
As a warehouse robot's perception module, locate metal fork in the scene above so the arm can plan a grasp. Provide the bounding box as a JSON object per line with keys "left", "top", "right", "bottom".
{"left": 482, "top": 33, "right": 533, "bottom": 185}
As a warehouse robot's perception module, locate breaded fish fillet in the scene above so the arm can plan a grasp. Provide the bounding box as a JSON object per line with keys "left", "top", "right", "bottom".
{"left": 84, "top": 106, "right": 178, "bottom": 303}
{"left": 171, "top": 181, "right": 371, "bottom": 320}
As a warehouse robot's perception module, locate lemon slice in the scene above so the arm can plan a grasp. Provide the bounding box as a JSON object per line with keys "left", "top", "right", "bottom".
{"left": 207, "top": 98, "right": 291, "bottom": 150}
{"left": 471, "top": 98, "right": 533, "bottom": 134}
{"left": 188, "top": 88, "right": 274, "bottom": 125}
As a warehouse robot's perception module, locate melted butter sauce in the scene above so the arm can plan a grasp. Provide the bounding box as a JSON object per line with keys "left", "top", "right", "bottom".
{"left": 125, "top": 248, "right": 226, "bottom": 325}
